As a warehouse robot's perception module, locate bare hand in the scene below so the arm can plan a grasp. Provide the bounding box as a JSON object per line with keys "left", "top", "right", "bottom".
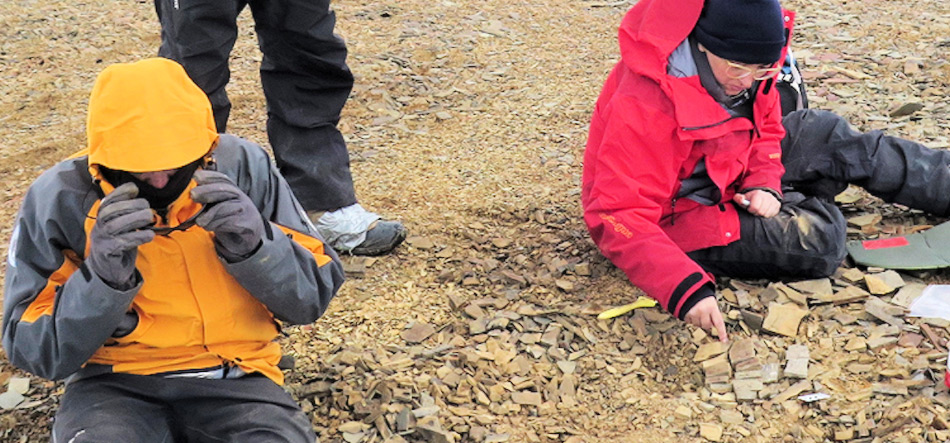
{"left": 683, "top": 297, "right": 729, "bottom": 342}
{"left": 734, "top": 189, "right": 780, "bottom": 218}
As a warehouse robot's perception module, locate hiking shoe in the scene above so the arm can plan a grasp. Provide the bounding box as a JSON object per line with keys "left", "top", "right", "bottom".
{"left": 310, "top": 203, "right": 406, "bottom": 255}
{"left": 350, "top": 220, "right": 407, "bottom": 256}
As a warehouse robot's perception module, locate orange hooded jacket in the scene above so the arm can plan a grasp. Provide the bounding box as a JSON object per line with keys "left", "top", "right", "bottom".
{"left": 3, "top": 58, "right": 344, "bottom": 384}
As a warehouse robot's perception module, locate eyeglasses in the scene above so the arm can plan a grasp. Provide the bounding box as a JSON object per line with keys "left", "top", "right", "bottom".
{"left": 148, "top": 203, "right": 214, "bottom": 236}
{"left": 724, "top": 60, "right": 782, "bottom": 81}
{"left": 148, "top": 210, "right": 202, "bottom": 236}
{"left": 84, "top": 206, "right": 204, "bottom": 236}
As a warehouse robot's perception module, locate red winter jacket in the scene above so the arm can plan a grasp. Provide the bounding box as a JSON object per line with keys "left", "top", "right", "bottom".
{"left": 582, "top": 0, "right": 793, "bottom": 319}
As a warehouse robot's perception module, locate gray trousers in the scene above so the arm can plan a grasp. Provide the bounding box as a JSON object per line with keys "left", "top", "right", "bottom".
{"left": 689, "top": 109, "right": 950, "bottom": 279}
{"left": 155, "top": 0, "right": 357, "bottom": 212}
{"left": 52, "top": 373, "right": 315, "bottom": 443}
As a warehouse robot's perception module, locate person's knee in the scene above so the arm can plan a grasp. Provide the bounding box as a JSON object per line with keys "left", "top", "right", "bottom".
{"left": 784, "top": 230, "right": 845, "bottom": 278}
{"left": 782, "top": 108, "right": 815, "bottom": 132}
{"left": 792, "top": 199, "right": 847, "bottom": 276}
{"left": 808, "top": 242, "right": 846, "bottom": 277}
{"left": 784, "top": 108, "right": 854, "bottom": 141}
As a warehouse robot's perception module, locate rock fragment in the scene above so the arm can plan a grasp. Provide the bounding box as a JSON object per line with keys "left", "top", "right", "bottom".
{"left": 784, "top": 344, "right": 810, "bottom": 379}
{"left": 401, "top": 322, "right": 436, "bottom": 344}
{"left": 699, "top": 423, "right": 723, "bottom": 441}
{"left": 762, "top": 303, "right": 809, "bottom": 337}
{"left": 694, "top": 341, "right": 729, "bottom": 363}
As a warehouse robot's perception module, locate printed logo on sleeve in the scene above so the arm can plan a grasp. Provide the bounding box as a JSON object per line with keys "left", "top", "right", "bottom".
{"left": 7, "top": 224, "right": 19, "bottom": 268}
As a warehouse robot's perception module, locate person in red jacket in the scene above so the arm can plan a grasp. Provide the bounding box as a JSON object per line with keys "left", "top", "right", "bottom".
{"left": 583, "top": 0, "right": 950, "bottom": 342}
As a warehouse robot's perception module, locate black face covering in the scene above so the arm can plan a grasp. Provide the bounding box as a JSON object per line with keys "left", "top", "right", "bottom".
{"left": 99, "top": 159, "right": 202, "bottom": 212}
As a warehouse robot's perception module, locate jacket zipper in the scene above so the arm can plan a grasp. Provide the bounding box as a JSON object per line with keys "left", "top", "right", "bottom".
{"left": 681, "top": 115, "right": 736, "bottom": 131}
{"left": 682, "top": 114, "right": 761, "bottom": 139}
{"left": 671, "top": 198, "right": 677, "bottom": 226}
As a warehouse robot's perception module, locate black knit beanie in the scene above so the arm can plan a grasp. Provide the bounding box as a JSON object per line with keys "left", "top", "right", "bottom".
{"left": 693, "top": 0, "right": 786, "bottom": 65}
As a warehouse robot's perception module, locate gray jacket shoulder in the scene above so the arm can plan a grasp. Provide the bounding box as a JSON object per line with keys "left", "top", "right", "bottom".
{"left": 18, "top": 157, "right": 98, "bottom": 256}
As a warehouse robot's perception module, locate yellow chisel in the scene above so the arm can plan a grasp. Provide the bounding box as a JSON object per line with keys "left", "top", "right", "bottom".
{"left": 597, "top": 296, "right": 658, "bottom": 320}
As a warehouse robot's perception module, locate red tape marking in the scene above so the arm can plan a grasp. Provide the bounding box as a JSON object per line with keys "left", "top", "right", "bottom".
{"left": 862, "top": 237, "right": 910, "bottom": 250}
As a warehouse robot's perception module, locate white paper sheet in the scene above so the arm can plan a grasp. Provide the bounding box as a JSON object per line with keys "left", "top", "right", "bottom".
{"left": 908, "top": 285, "right": 950, "bottom": 321}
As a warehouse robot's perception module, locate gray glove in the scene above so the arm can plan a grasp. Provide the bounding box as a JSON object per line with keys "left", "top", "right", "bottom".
{"left": 86, "top": 182, "right": 156, "bottom": 290}
{"left": 191, "top": 170, "right": 265, "bottom": 261}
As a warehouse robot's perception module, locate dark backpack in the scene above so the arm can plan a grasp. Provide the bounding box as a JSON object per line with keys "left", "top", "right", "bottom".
{"left": 776, "top": 49, "right": 808, "bottom": 116}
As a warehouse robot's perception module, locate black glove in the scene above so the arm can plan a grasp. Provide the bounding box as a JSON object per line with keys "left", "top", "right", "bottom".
{"left": 191, "top": 170, "right": 264, "bottom": 261}
{"left": 86, "top": 182, "right": 156, "bottom": 289}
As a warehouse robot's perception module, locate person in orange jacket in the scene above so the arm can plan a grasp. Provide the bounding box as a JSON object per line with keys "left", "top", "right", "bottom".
{"left": 583, "top": 0, "right": 950, "bottom": 342}
{"left": 2, "top": 58, "right": 344, "bottom": 441}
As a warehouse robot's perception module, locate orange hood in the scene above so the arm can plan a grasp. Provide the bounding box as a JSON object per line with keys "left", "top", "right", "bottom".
{"left": 86, "top": 58, "right": 218, "bottom": 172}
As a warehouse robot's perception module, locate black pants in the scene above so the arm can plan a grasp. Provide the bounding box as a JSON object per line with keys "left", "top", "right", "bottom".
{"left": 52, "top": 373, "right": 315, "bottom": 442}
{"left": 689, "top": 109, "right": 950, "bottom": 279}
{"left": 155, "top": 0, "right": 357, "bottom": 212}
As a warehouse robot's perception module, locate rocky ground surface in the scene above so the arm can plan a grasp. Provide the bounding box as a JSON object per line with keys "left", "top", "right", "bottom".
{"left": 2, "top": 0, "right": 950, "bottom": 441}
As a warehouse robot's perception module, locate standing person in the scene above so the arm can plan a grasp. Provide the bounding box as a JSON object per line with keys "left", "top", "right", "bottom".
{"left": 154, "top": 0, "right": 406, "bottom": 256}
{"left": 2, "top": 58, "right": 345, "bottom": 441}
{"left": 582, "top": 0, "right": 950, "bottom": 342}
